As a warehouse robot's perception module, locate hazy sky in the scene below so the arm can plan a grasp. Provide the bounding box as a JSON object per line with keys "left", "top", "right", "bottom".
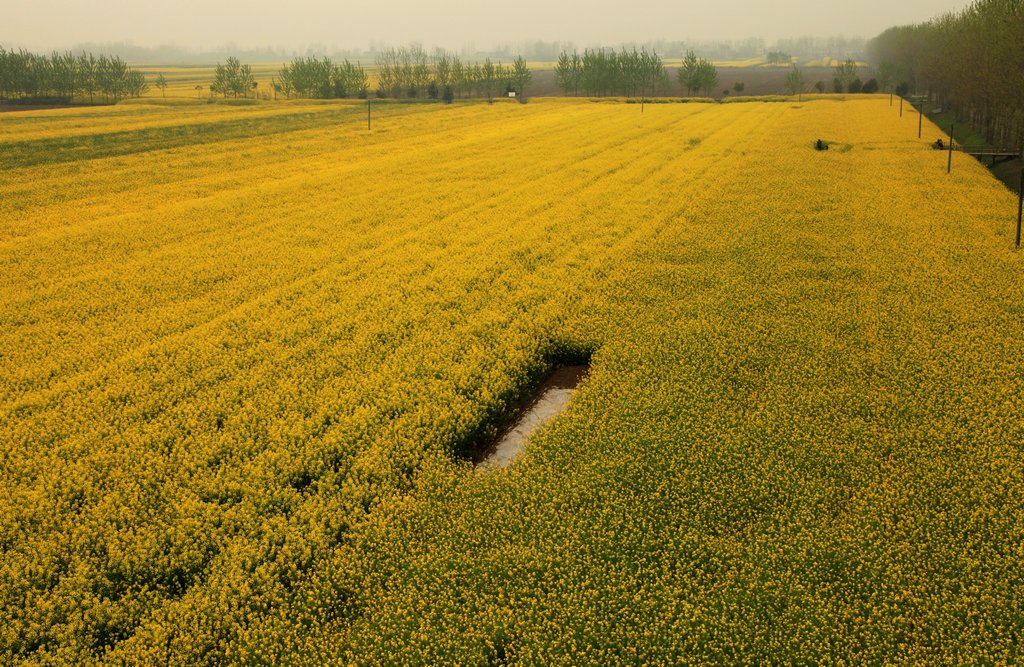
{"left": 4, "top": 0, "right": 969, "bottom": 51}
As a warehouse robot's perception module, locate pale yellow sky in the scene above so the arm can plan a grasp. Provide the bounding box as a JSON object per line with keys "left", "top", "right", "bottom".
{"left": 3, "top": 0, "right": 969, "bottom": 51}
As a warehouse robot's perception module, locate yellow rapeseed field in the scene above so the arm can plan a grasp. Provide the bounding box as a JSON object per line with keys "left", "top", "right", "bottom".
{"left": 1, "top": 96, "right": 1022, "bottom": 665}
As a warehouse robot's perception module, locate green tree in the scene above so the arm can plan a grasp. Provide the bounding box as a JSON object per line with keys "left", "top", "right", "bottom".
{"left": 678, "top": 52, "right": 717, "bottom": 97}
{"left": 375, "top": 48, "right": 398, "bottom": 97}
{"left": 784, "top": 65, "right": 805, "bottom": 99}
{"left": 155, "top": 73, "right": 168, "bottom": 98}
{"left": 434, "top": 50, "right": 452, "bottom": 92}
{"left": 698, "top": 59, "right": 719, "bottom": 97}
{"left": 450, "top": 55, "right": 464, "bottom": 98}
{"left": 411, "top": 46, "right": 431, "bottom": 95}
{"left": 511, "top": 56, "right": 532, "bottom": 99}
{"left": 481, "top": 58, "right": 496, "bottom": 102}
{"left": 876, "top": 61, "right": 900, "bottom": 93}
{"left": 555, "top": 51, "right": 573, "bottom": 95}
{"left": 237, "top": 63, "right": 255, "bottom": 97}
{"left": 569, "top": 52, "right": 583, "bottom": 96}
{"left": 126, "top": 70, "right": 148, "bottom": 98}
{"left": 639, "top": 50, "right": 667, "bottom": 98}
{"left": 77, "top": 52, "right": 97, "bottom": 103}
{"left": 678, "top": 51, "right": 700, "bottom": 95}
{"left": 834, "top": 58, "right": 858, "bottom": 93}
{"left": 213, "top": 57, "right": 253, "bottom": 98}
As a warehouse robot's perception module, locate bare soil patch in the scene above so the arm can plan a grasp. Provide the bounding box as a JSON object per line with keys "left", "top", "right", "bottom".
{"left": 476, "top": 365, "right": 589, "bottom": 470}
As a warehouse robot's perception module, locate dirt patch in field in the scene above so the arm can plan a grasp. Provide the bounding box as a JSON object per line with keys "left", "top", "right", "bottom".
{"left": 475, "top": 365, "right": 589, "bottom": 470}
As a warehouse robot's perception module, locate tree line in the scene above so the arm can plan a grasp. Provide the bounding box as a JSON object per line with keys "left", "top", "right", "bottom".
{"left": 554, "top": 49, "right": 669, "bottom": 97}
{"left": 374, "top": 46, "right": 532, "bottom": 102}
{"left": 0, "top": 47, "right": 147, "bottom": 103}
{"left": 868, "top": 0, "right": 1024, "bottom": 148}
{"left": 553, "top": 49, "right": 726, "bottom": 99}
{"left": 275, "top": 57, "right": 369, "bottom": 99}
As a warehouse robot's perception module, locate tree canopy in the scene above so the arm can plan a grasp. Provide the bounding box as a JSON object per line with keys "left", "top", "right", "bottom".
{"left": 276, "top": 57, "right": 368, "bottom": 99}
{"left": 0, "top": 47, "right": 147, "bottom": 103}
{"left": 678, "top": 51, "right": 719, "bottom": 97}
{"left": 211, "top": 57, "right": 256, "bottom": 98}
{"left": 868, "top": 0, "right": 1024, "bottom": 148}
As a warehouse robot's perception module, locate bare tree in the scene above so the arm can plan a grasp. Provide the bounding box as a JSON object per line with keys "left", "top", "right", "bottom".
{"left": 834, "top": 59, "right": 858, "bottom": 93}
{"left": 785, "top": 66, "right": 805, "bottom": 100}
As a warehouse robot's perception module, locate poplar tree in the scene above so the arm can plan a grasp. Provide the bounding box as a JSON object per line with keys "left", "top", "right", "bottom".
{"left": 679, "top": 51, "right": 701, "bottom": 95}
{"left": 555, "top": 52, "right": 573, "bottom": 95}
{"left": 482, "top": 58, "right": 496, "bottom": 102}
{"left": 785, "top": 66, "right": 805, "bottom": 98}
{"left": 511, "top": 56, "right": 532, "bottom": 99}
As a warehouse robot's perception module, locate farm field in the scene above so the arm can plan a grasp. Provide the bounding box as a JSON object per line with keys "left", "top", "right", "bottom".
{"left": 2, "top": 97, "right": 1023, "bottom": 664}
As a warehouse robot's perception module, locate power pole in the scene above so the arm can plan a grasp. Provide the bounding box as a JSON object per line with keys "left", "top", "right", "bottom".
{"left": 899, "top": 97, "right": 903, "bottom": 118}
{"left": 918, "top": 104, "right": 923, "bottom": 139}
{"left": 1017, "top": 157, "right": 1023, "bottom": 249}
{"left": 947, "top": 123, "right": 955, "bottom": 174}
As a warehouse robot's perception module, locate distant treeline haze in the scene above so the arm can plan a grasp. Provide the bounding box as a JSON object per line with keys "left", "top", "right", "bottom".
{"left": 66, "top": 35, "right": 867, "bottom": 66}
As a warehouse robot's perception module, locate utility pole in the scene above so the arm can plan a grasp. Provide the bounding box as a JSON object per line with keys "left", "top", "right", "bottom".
{"left": 918, "top": 104, "right": 923, "bottom": 139}
{"left": 1017, "top": 156, "right": 1023, "bottom": 249}
{"left": 947, "top": 123, "right": 955, "bottom": 174}
{"left": 899, "top": 97, "right": 903, "bottom": 118}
